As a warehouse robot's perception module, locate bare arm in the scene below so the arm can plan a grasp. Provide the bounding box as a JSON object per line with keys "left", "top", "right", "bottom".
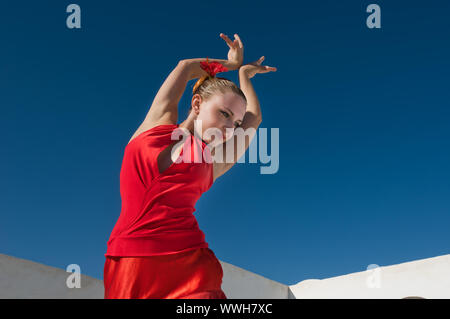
{"left": 141, "top": 60, "right": 194, "bottom": 126}
{"left": 128, "top": 58, "right": 234, "bottom": 143}
{"left": 213, "top": 56, "right": 277, "bottom": 181}
{"left": 146, "top": 57, "right": 239, "bottom": 120}
{"left": 182, "top": 33, "right": 244, "bottom": 80}
{"left": 212, "top": 68, "right": 262, "bottom": 181}
{"left": 130, "top": 33, "right": 244, "bottom": 143}
{"left": 141, "top": 33, "right": 243, "bottom": 125}
{"left": 182, "top": 58, "right": 240, "bottom": 81}
{"left": 238, "top": 67, "right": 263, "bottom": 120}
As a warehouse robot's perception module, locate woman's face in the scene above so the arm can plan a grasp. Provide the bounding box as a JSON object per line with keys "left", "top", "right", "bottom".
{"left": 193, "top": 91, "right": 246, "bottom": 146}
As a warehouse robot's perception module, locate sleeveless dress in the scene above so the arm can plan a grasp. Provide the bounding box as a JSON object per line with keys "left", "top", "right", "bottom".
{"left": 103, "top": 124, "right": 227, "bottom": 299}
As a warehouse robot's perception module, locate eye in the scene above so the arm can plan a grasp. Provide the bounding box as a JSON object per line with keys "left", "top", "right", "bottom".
{"left": 221, "top": 110, "right": 240, "bottom": 128}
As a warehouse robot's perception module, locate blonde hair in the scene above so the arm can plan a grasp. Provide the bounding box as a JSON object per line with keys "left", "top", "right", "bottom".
{"left": 189, "top": 75, "right": 247, "bottom": 114}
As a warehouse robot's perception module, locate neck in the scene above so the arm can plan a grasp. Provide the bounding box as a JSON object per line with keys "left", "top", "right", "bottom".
{"left": 179, "top": 117, "right": 195, "bottom": 136}
{"left": 179, "top": 116, "right": 207, "bottom": 143}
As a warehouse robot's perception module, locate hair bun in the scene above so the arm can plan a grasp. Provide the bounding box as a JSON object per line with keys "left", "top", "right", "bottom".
{"left": 192, "top": 74, "right": 210, "bottom": 94}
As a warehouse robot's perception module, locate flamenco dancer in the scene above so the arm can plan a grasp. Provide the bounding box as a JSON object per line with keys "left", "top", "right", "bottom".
{"left": 103, "top": 33, "right": 277, "bottom": 299}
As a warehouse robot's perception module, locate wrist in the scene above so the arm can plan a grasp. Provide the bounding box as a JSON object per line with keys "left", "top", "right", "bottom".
{"left": 239, "top": 66, "right": 250, "bottom": 77}
{"left": 181, "top": 59, "right": 209, "bottom": 80}
{"left": 224, "top": 61, "right": 241, "bottom": 71}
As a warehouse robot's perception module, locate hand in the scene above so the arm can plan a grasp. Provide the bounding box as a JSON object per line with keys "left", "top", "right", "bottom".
{"left": 220, "top": 33, "right": 244, "bottom": 70}
{"left": 239, "top": 56, "right": 277, "bottom": 79}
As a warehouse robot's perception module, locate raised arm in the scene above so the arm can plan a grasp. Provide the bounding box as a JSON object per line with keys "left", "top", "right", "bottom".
{"left": 141, "top": 60, "right": 200, "bottom": 126}
{"left": 128, "top": 59, "right": 233, "bottom": 143}
{"left": 129, "top": 33, "right": 244, "bottom": 143}
{"left": 213, "top": 56, "right": 277, "bottom": 181}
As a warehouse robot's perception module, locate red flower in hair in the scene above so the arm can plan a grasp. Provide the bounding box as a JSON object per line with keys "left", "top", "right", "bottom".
{"left": 200, "top": 57, "right": 228, "bottom": 77}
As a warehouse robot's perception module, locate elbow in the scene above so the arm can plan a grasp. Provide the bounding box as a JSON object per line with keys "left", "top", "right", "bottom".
{"left": 178, "top": 59, "right": 189, "bottom": 67}
{"left": 176, "top": 59, "right": 191, "bottom": 72}
{"left": 249, "top": 113, "right": 262, "bottom": 126}
{"left": 255, "top": 114, "right": 262, "bottom": 125}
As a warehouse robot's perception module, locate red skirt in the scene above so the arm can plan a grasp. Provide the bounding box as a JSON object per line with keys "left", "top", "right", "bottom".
{"left": 103, "top": 247, "right": 227, "bottom": 299}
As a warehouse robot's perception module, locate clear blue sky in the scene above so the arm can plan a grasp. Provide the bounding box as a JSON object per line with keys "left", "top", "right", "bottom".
{"left": 1, "top": 0, "right": 449, "bottom": 286}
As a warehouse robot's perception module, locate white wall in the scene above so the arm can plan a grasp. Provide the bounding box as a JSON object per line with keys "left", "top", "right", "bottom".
{"left": 2, "top": 253, "right": 449, "bottom": 299}
{"left": 289, "top": 254, "right": 450, "bottom": 299}
{"left": 0, "top": 254, "right": 103, "bottom": 299}
{"left": 220, "top": 260, "right": 290, "bottom": 298}
{"left": 0, "top": 254, "right": 289, "bottom": 299}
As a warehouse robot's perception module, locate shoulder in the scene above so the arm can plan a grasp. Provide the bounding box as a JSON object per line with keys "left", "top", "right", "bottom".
{"left": 128, "top": 120, "right": 177, "bottom": 145}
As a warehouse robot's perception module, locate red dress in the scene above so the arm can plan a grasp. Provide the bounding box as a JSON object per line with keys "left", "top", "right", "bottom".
{"left": 104, "top": 248, "right": 226, "bottom": 299}
{"left": 104, "top": 124, "right": 226, "bottom": 299}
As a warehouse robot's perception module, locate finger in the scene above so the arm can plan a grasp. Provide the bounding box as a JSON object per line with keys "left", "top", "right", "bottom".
{"left": 264, "top": 66, "right": 277, "bottom": 72}
{"left": 234, "top": 34, "right": 244, "bottom": 48}
{"left": 256, "top": 66, "right": 275, "bottom": 74}
{"left": 220, "top": 33, "right": 234, "bottom": 48}
{"left": 256, "top": 56, "right": 265, "bottom": 65}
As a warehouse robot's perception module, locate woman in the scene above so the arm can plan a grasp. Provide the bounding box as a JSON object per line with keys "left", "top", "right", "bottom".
{"left": 103, "top": 33, "right": 277, "bottom": 299}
